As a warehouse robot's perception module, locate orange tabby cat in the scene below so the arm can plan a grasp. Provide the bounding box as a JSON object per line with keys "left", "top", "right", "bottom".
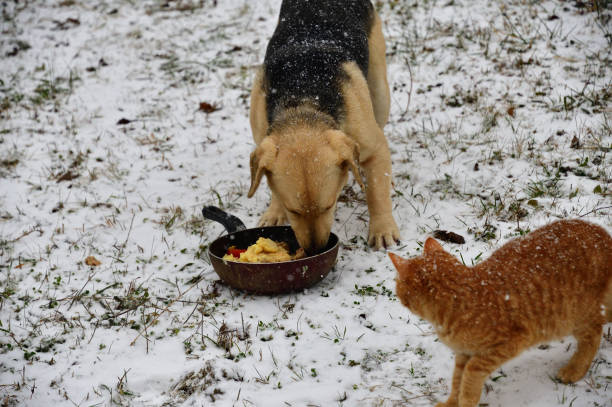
{"left": 389, "top": 219, "right": 612, "bottom": 407}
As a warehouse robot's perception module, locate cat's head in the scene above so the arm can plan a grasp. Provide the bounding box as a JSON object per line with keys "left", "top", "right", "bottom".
{"left": 388, "top": 237, "right": 446, "bottom": 276}
{"left": 388, "top": 237, "right": 453, "bottom": 310}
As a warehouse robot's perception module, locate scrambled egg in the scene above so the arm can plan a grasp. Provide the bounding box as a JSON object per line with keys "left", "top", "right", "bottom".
{"left": 223, "top": 237, "right": 305, "bottom": 263}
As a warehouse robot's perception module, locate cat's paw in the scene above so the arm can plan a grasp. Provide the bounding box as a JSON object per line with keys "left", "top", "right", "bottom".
{"left": 434, "top": 401, "right": 457, "bottom": 407}
{"left": 557, "top": 365, "right": 587, "bottom": 384}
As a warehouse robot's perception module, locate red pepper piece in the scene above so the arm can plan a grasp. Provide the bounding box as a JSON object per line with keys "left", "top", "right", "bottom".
{"left": 227, "top": 247, "right": 246, "bottom": 258}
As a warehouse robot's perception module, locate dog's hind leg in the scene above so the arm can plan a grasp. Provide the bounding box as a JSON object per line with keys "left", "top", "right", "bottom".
{"left": 367, "top": 12, "right": 390, "bottom": 130}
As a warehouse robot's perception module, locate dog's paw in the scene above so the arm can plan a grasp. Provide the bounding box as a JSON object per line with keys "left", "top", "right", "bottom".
{"left": 368, "top": 215, "right": 400, "bottom": 250}
{"left": 258, "top": 209, "right": 288, "bottom": 226}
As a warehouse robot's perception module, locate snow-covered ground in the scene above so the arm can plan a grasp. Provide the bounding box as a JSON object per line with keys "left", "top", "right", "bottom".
{"left": 1, "top": 0, "right": 610, "bottom": 406}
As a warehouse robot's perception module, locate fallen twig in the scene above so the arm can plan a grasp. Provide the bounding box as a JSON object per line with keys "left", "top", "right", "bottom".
{"left": 130, "top": 273, "right": 204, "bottom": 346}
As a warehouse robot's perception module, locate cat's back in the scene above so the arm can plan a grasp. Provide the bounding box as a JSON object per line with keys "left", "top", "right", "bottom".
{"left": 486, "top": 219, "right": 611, "bottom": 279}
{"left": 474, "top": 219, "right": 611, "bottom": 340}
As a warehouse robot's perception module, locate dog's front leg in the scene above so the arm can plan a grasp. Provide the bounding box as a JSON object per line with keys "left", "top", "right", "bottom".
{"left": 258, "top": 191, "right": 288, "bottom": 226}
{"left": 341, "top": 62, "right": 400, "bottom": 249}
{"left": 361, "top": 141, "right": 400, "bottom": 249}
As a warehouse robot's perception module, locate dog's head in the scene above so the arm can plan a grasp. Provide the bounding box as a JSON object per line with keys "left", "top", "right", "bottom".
{"left": 248, "top": 128, "right": 364, "bottom": 254}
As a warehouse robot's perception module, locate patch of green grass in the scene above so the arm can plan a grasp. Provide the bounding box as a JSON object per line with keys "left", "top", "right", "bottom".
{"left": 353, "top": 283, "right": 395, "bottom": 300}
{"left": 526, "top": 177, "right": 562, "bottom": 199}
{"left": 0, "top": 92, "right": 24, "bottom": 113}
{"left": 550, "top": 83, "right": 611, "bottom": 115}
{"left": 0, "top": 145, "right": 20, "bottom": 177}
{"left": 429, "top": 174, "right": 464, "bottom": 200}
{"left": 468, "top": 223, "right": 497, "bottom": 242}
{"left": 30, "top": 78, "right": 68, "bottom": 105}
{"left": 158, "top": 206, "right": 184, "bottom": 233}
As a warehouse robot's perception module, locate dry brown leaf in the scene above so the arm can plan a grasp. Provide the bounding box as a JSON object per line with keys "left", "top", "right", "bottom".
{"left": 85, "top": 256, "right": 101, "bottom": 266}
{"left": 433, "top": 230, "right": 466, "bottom": 244}
{"left": 199, "top": 101, "right": 221, "bottom": 113}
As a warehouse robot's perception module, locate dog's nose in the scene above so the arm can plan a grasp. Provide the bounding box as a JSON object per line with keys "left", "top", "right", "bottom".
{"left": 302, "top": 240, "right": 318, "bottom": 256}
{"left": 293, "top": 223, "right": 330, "bottom": 255}
{"left": 294, "top": 232, "right": 314, "bottom": 255}
{"left": 299, "top": 236, "right": 323, "bottom": 256}
{"left": 308, "top": 236, "right": 329, "bottom": 255}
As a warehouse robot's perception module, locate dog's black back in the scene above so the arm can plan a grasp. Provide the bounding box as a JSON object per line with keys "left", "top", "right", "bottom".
{"left": 263, "top": 0, "right": 374, "bottom": 125}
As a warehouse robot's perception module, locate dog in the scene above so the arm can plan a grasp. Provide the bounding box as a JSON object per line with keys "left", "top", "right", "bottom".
{"left": 247, "top": 0, "right": 400, "bottom": 253}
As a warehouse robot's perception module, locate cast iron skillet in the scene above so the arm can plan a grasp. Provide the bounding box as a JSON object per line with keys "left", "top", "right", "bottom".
{"left": 202, "top": 206, "right": 339, "bottom": 294}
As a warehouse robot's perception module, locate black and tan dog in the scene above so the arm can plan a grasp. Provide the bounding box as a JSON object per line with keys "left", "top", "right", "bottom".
{"left": 248, "top": 0, "right": 400, "bottom": 253}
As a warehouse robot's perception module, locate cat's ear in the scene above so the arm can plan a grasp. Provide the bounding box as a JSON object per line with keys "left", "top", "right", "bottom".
{"left": 424, "top": 237, "right": 444, "bottom": 254}
{"left": 388, "top": 252, "right": 406, "bottom": 271}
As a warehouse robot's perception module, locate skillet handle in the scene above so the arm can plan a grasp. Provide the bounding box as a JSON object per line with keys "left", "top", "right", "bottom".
{"left": 202, "top": 206, "right": 247, "bottom": 234}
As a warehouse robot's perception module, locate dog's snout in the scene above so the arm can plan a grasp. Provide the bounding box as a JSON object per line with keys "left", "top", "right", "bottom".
{"left": 294, "top": 224, "right": 330, "bottom": 255}
{"left": 297, "top": 235, "right": 319, "bottom": 255}
{"left": 307, "top": 237, "right": 328, "bottom": 255}
{"left": 310, "top": 230, "right": 331, "bottom": 255}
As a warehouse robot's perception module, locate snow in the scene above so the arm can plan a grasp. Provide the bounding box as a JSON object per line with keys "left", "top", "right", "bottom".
{"left": 0, "top": 0, "right": 611, "bottom": 406}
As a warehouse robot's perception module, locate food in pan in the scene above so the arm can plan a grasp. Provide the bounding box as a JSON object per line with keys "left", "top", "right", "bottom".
{"left": 222, "top": 237, "right": 305, "bottom": 263}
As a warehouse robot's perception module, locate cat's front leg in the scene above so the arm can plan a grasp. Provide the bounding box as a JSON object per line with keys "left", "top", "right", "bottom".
{"left": 457, "top": 346, "right": 520, "bottom": 407}
{"left": 435, "top": 353, "right": 469, "bottom": 407}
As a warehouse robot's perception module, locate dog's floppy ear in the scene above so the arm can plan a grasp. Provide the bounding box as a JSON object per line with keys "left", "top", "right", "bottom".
{"left": 325, "top": 130, "right": 365, "bottom": 191}
{"left": 248, "top": 137, "right": 277, "bottom": 198}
